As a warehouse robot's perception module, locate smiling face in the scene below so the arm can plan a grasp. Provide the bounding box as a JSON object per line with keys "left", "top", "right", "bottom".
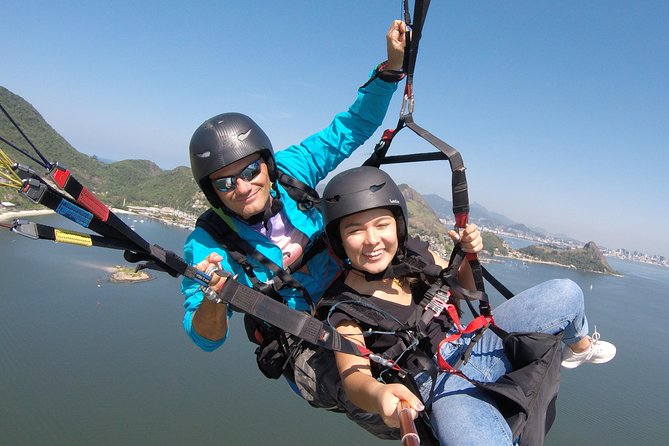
{"left": 339, "top": 207, "right": 399, "bottom": 274}
{"left": 208, "top": 154, "right": 271, "bottom": 219}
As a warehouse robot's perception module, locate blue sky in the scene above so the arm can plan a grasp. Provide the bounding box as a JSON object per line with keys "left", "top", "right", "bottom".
{"left": 2, "top": 1, "right": 667, "bottom": 257}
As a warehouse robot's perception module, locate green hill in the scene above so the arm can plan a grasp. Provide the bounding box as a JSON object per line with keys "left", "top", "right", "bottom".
{"left": 482, "top": 231, "right": 508, "bottom": 256}
{"left": 519, "top": 241, "right": 618, "bottom": 274}
{"left": 399, "top": 183, "right": 454, "bottom": 257}
{"left": 0, "top": 86, "right": 203, "bottom": 211}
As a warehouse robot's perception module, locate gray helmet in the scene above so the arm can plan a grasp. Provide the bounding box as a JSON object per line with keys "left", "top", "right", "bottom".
{"left": 189, "top": 112, "right": 276, "bottom": 207}
{"left": 322, "top": 166, "right": 408, "bottom": 260}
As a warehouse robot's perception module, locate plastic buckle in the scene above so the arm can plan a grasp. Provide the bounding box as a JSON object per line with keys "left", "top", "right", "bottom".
{"left": 20, "top": 178, "right": 47, "bottom": 203}
{"left": 425, "top": 289, "right": 450, "bottom": 318}
{"left": 12, "top": 163, "right": 39, "bottom": 181}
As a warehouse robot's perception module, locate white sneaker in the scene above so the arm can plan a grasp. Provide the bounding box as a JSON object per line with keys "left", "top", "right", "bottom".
{"left": 561, "top": 328, "right": 616, "bottom": 369}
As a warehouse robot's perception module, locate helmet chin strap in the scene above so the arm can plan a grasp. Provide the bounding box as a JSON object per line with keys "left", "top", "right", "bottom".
{"left": 243, "top": 182, "right": 283, "bottom": 228}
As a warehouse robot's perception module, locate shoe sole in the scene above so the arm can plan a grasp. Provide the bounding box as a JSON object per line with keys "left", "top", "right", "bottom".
{"left": 561, "top": 353, "right": 616, "bottom": 368}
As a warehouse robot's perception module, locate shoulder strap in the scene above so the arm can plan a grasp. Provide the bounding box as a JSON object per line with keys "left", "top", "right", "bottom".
{"left": 276, "top": 171, "right": 321, "bottom": 211}
{"left": 318, "top": 287, "right": 398, "bottom": 331}
{"left": 196, "top": 210, "right": 315, "bottom": 310}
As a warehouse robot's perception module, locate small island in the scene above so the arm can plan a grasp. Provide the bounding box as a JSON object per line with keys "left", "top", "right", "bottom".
{"left": 109, "top": 265, "right": 153, "bottom": 283}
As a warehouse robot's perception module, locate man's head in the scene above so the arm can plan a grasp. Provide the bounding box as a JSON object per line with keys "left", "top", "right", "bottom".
{"left": 190, "top": 112, "right": 276, "bottom": 218}
{"left": 321, "top": 166, "right": 408, "bottom": 263}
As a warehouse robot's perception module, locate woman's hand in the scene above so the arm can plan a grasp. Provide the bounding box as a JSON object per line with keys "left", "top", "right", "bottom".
{"left": 449, "top": 223, "right": 483, "bottom": 254}
{"left": 372, "top": 383, "right": 424, "bottom": 428}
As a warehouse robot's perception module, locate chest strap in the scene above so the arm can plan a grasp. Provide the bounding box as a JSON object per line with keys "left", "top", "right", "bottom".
{"left": 197, "top": 209, "right": 329, "bottom": 311}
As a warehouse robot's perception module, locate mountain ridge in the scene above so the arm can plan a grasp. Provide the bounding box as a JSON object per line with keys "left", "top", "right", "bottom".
{"left": 1, "top": 86, "right": 203, "bottom": 211}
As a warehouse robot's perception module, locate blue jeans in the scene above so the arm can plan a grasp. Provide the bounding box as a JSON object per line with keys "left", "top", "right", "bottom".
{"left": 416, "top": 279, "right": 589, "bottom": 446}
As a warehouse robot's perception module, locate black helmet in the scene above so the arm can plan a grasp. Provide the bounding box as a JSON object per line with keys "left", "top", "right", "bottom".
{"left": 322, "top": 166, "right": 408, "bottom": 260}
{"left": 189, "top": 112, "right": 276, "bottom": 207}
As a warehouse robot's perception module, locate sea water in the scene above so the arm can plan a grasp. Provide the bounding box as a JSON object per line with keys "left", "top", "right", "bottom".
{"left": 1, "top": 215, "right": 667, "bottom": 445}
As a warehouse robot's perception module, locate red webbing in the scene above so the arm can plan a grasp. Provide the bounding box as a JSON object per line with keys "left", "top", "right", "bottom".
{"left": 78, "top": 187, "right": 110, "bottom": 222}
{"left": 454, "top": 211, "right": 468, "bottom": 229}
{"left": 436, "top": 304, "right": 494, "bottom": 371}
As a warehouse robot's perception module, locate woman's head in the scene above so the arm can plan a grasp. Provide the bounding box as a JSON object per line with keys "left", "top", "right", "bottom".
{"left": 321, "top": 166, "right": 408, "bottom": 272}
{"left": 337, "top": 207, "right": 399, "bottom": 274}
{"left": 189, "top": 112, "right": 276, "bottom": 215}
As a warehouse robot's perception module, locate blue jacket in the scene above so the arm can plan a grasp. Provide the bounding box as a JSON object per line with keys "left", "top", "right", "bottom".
{"left": 182, "top": 70, "right": 398, "bottom": 351}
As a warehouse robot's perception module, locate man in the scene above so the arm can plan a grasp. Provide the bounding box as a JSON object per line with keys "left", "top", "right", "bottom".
{"left": 182, "top": 20, "right": 406, "bottom": 355}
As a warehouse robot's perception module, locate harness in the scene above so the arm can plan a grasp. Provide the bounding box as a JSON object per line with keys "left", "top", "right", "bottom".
{"left": 316, "top": 242, "right": 492, "bottom": 446}
{"left": 318, "top": 241, "right": 493, "bottom": 384}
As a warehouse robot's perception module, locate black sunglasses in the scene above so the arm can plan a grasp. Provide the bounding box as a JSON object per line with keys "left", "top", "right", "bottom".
{"left": 211, "top": 159, "right": 262, "bottom": 192}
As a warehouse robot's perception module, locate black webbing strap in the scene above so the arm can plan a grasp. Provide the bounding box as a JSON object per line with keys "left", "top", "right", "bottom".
{"left": 462, "top": 255, "right": 491, "bottom": 317}
{"left": 362, "top": 117, "right": 469, "bottom": 228}
{"left": 129, "top": 244, "right": 208, "bottom": 282}
{"left": 218, "top": 278, "right": 365, "bottom": 357}
{"left": 442, "top": 243, "right": 491, "bottom": 318}
{"left": 16, "top": 170, "right": 143, "bottom": 245}
{"left": 9, "top": 220, "right": 138, "bottom": 251}
{"left": 13, "top": 166, "right": 207, "bottom": 284}
{"left": 287, "top": 234, "right": 327, "bottom": 276}
{"left": 49, "top": 164, "right": 154, "bottom": 253}
{"left": 482, "top": 265, "right": 515, "bottom": 300}
{"left": 277, "top": 172, "right": 320, "bottom": 211}
{"left": 402, "top": 0, "right": 431, "bottom": 95}
{"left": 403, "top": 116, "right": 469, "bottom": 220}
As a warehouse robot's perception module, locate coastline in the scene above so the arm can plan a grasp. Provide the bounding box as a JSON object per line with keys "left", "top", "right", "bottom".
{"left": 0, "top": 209, "right": 55, "bottom": 221}
{"left": 492, "top": 253, "right": 624, "bottom": 277}
{"left": 0, "top": 207, "right": 195, "bottom": 230}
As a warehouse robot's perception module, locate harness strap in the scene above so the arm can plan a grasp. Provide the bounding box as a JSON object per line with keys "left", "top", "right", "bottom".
{"left": 276, "top": 171, "right": 320, "bottom": 211}
{"left": 14, "top": 165, "right": 145, "bottom": 244}
{"left": 10, "top": 166, "right": 208, "bottom": 286}
{"left": 48, "top": 163, "right": 156, "bottom": 253}
{"left": 196, "top": 164, "right": 327, "bottom": 300}
{"left": 436, "top": 305, "right": 494, "bottom": 372}
{"left": 218, "top": 278, "right": 373, "bottom": 359}
{"left": 287, "top": 233, "right": 327, "bottom": 276}
{"left": 196, "top": 209, "right": 320, "bottom": 310}
{"left": 9, "top": 219, "right": 137, "bottom": 250}
{"left": 482, "top": 265, "right": 515, "bottom": 300}
{"left": 403, "top": 116, "right": 469, "bottom": 219}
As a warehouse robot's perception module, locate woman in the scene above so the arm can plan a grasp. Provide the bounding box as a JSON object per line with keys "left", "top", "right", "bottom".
{"left": 319, "top": 166, "right": 616, "bottom": 445}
